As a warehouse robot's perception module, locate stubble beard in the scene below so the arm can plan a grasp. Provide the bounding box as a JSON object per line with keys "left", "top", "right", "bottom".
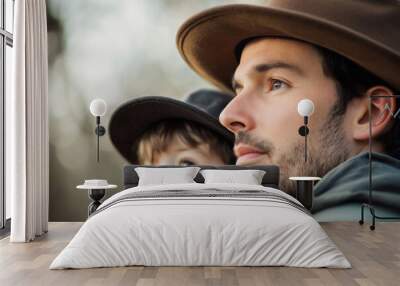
{"left": 234, "top": 101, "right": 351, "bottom": 196}
{"left": 277, "top": 101, "right": 351, "bottom": 196}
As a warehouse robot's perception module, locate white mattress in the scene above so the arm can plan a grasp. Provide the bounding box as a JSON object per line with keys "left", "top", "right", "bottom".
{"left": 50, "top": 183, "right": 351, "bottom": 269}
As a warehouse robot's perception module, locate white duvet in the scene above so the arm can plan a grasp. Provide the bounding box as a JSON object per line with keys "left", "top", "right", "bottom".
{"left": 50, "top": 183, "right": 351, "bottom": 269}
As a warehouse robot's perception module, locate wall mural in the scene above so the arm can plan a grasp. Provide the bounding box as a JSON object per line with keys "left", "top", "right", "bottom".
{"left": 47, "top": 0, "right": 263, "bottom": 221}
{"left": 47, "top": 0, "right": 400, "bottom": 222}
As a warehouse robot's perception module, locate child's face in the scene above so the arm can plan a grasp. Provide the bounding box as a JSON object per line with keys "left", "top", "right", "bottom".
{"left": 152, "top": 134, "right": 226, "bottom": 166}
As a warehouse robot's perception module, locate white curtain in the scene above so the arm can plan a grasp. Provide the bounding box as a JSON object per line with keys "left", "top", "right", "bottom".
{"left": 8, "top": 0, "right": 49, "bottom": 242}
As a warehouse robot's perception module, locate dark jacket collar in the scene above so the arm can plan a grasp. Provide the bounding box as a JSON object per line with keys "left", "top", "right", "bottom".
{"left": 313, "top": 152, "right": 400, "bottom": 213}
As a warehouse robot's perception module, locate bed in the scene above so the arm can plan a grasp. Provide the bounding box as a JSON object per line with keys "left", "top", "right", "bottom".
{"left": 50, "top": 165, "right": 350, "bottom": 269}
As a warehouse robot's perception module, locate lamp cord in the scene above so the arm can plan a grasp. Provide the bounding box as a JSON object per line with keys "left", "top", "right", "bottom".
{"left": 305, "top": 131, "right": 307, "bottom": 162}
{"left": 96, "top": 116, "right": 100, "bottom": 163}
{"left": 97, "top": 128, "right": 100, "bottom": 163}
{"left": 304, "top": 116, "right": 308, "bottom": 163}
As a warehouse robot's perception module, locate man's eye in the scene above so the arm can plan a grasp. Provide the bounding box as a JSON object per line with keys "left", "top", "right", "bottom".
{"left": 179, "top": 160, "right": 195, "bottom": 166}
{"left": 271, "top": 79, "right": 287, "bottom": 90}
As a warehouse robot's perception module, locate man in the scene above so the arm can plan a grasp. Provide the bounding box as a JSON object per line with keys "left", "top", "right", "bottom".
{"left": 176, "top": 0, "right": 400, "bottom": 220}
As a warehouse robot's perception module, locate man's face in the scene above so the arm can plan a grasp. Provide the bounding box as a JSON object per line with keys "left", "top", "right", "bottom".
{"left": 220, "top": 38, "right": 352, "bottom": 195}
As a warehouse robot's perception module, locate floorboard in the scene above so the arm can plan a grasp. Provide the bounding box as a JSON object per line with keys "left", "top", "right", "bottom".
{"left": 0, "top": 222, "right": 399, "bottom": 286}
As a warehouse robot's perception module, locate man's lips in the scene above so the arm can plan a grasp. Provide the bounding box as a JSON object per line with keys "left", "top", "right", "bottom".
{"left": 234, "top": 144, "right": 266, "bottom": 163}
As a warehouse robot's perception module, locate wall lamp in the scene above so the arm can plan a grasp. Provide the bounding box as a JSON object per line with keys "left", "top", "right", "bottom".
{"left": 89, "top": 99, "right": 107, "bottom": 163}
{"left": 297, "top": 99, "right": 315, "bottom": 163}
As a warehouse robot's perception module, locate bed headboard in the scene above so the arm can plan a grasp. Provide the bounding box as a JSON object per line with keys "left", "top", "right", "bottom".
{"left": 123, "top": 165, "right": 280, "bottom": 190}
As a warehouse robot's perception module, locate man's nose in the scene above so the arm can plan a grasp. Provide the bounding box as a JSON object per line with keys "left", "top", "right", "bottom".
{"left": 219, "top": 92, "right": 255, "bottom": 134}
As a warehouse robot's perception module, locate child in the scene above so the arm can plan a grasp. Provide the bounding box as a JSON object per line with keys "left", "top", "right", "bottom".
{"left": 109, "top": 89, "right": 235, "bottom": 165}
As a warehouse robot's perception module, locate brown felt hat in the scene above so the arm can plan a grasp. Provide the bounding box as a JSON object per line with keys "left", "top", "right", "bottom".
{"left": 109, "top": 89, "right": 234, "bottom": 164}
{"left": 176, "top": 0, "right": 400, "bottom": 92}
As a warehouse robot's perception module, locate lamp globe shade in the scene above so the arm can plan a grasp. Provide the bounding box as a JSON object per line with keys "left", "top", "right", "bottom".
{"left": 90, "top": 99, "right": 107, "bottom": 117}
{"left": 297, "top": 99, "right": 315, "bottom": 117}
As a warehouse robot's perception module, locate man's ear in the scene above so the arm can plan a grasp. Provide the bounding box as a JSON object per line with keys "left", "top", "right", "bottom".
{"left": 352, "top": 86, "right": 396, "bottom": 141}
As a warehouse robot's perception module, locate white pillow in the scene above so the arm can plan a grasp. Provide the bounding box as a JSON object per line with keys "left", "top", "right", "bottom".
{"left": 200, "top": 169, "right": 266, "bottom": 185}
{"left": 135, "top": 167, "right": 201, "bottom": 186}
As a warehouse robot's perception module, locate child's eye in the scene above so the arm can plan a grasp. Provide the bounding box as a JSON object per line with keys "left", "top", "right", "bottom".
{"left": 271, "top": 79, "right": 288, "bottom": 90}
{"left": 179, "top": 160, "right": 195, "bottom": 166}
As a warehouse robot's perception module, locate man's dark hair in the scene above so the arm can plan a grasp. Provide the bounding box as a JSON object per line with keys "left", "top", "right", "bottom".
{"left": 315, "top": 45, "right": 400, "bottom": 158}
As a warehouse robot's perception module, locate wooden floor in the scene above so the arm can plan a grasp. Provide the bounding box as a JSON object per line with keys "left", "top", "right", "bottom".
{"left": 0, "top": 222, "right": 399, "bottom": 286}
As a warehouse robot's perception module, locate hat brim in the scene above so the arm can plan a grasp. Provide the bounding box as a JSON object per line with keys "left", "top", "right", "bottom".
{"left": 109, "top": 96, "right": 234, "bottom": 164}
{"left": 177, "top": 4, "right": 400, "bottom": 92}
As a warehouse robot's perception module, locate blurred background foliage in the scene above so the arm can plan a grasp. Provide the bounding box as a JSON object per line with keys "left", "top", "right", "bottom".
{"left": 47, "top": 0, "right": 263, "bottom": 221}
